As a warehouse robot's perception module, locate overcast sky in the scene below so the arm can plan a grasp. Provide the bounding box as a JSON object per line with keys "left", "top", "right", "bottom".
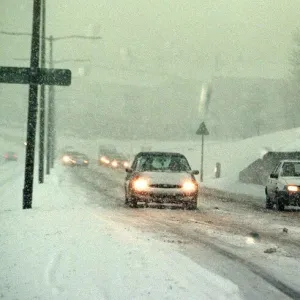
{"left": 1, "top": 0, "right": 300, "bottom": 81}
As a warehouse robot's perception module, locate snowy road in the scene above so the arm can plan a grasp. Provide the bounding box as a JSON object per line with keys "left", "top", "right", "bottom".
{"left": 65, "top": 161, "right": 300, "bottom": 300}
{"left": 1, "top": 156, "right": 300, "bottom": 299}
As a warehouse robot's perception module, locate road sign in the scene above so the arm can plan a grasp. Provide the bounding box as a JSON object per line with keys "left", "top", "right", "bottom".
{"left": 196, "top": 122, "right": 209, "bottom": 182}
{"left": 196, "top": 121, "right": 209, "bottom": 135}
{"left": 0, "top": 66, "right": 72, "bottom": 86}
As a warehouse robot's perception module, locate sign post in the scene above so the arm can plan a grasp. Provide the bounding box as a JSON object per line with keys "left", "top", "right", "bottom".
{"left": 0, "top": 1, "right": 71, "bottom": 209}
{"left": 196, "top": 121, "right": 209, "bottom": 182}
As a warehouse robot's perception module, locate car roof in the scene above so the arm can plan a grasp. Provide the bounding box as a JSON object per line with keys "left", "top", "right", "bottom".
{"left": 135, "top": 151, "right": 186, "bottom": 157}
{"left": 65, "top": 151, "right": 87, "bottom": 156}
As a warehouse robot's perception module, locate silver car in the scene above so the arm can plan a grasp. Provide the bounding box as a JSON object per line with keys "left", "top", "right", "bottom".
{"left": 265, "top": 159, "right": 300, "bottom": 211}
{"left": 124, "top": 151, "right": 199, "bottom": 209}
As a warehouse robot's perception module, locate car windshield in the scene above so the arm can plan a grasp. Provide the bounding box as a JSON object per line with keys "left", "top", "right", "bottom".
{"left": 281, "top": 162, "right": 300, "bottom": 177}
{"left": 135, "top": 154, "right": 191, "bottom": 172}
{"left": 73, "top": 154, "right": 87, "bottom": 159}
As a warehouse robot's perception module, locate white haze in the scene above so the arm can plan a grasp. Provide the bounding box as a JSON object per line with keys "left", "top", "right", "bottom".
{"left": 1, "top": 0, "right": 300, "bottom": 141}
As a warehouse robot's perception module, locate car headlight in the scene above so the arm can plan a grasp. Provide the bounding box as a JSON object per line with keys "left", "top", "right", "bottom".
{"left": 100, "top": 156, "right": 110, "bottom": 164}
{"left": 182, "top": 181, "right": 197, "bottom": 192}
{"left": 111, "top": 160, "right": 118, "bottom": 167}
{"left": 62, "top": 155, "right": 71, "bottom": 163}
{"left": 84, "top": 160, "right": 88, "bottom": 164}
{"left": 287, "top": 185, "right": 298, "bottom": 192}
{"left": 133, "top": 178, "right": 149, "bottom": 191}
{"left": 123, "top": 161, "right": 129, "bottom": 168}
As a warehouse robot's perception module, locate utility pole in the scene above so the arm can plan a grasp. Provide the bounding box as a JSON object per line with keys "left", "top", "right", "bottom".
{"left": 23, "top": 0, "right": 42, "bottom": 208}
{"left": 14, "top": 53, "right": 90, "bottom": 178}
{"left": 39, "top": 0, "right": 46, "bottom": 183}
{"left": 1, "top": 30, "right": 101, "bottom": 176}
{"left": 1, "top": 23, "right": 72, "bottom": 210}
{"left": 45, "top": 36, "right": 101, "bottom": 172}
{"left": 46, "top": 35, "right": 54, "bottom": 174}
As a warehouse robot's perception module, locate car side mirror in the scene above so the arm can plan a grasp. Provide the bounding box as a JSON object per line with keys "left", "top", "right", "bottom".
{"left": 270, "top": 173, "right": 278, "bottom": 179}
{"left": 191, "top": 170, "right": 199, "bottom": 175}
{"left": 125, "top": 167, "right": 133, "bottom": 173}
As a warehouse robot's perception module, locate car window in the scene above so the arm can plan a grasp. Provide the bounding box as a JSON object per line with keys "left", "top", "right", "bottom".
{"left": 272, "top": 163, "right": 281, "bottom": 176}
{"left": 280, "top": 162, "right": 300, "bottom": 177}
{"left": 135, "top": 154, "right": 191, "bottom": 172}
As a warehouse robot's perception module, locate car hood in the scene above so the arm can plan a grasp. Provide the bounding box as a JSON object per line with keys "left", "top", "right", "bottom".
{"left": 138, "top": 171, "right": 194, "bottom": 185}
{"left": 280, "top": 177, "right": 300, "bottom": 185}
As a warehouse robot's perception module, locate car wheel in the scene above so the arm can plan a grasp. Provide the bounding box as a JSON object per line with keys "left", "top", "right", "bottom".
{"left": 130, "top": 197, "right": 138, "bottom": 208}
{"left": 188, "top": 202, "right": 197, "bottom": 210}
{"left": 124, "top": 189, "right": 129, "bottom": 205}
{"left": 275, "top": 197, "right": 285, "bottom": 211}
{"left": 265, "top": 193, "right": 273, "bottom": 209}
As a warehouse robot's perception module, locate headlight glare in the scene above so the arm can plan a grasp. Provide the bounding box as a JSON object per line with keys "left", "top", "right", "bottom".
{"left": 111, "top": 160, "right": 118, "bottom": 167}
{"left": 287, "top": 185, "right": 298, "bottom": 192}
{"left": 100, "top": 156, "right": 110, "bottom": 164}
{"left": 133, "top": 178, "right": 148, "bottom": 191}
{"left": 63, "top": 155, "right": 70, "bottom": 163}
{"left": 182, "top": 181, "right": 197, "bottom": 192}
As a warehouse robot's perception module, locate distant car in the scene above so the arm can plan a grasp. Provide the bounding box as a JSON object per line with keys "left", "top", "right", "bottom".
{"left": 265, "top": 160, "right": 300, "bottom": 211}
{"left": 109, "top": 153, "right": 130, "bottom": 169}
{"left": 4, "top": 151, "right": 18, "bottom": 161}
{"left": 61, "top": 151, "right": 89, "bottom": 167}
{"left": 98, "top": 145, "right": 129, "bottom": 169}
{"left": 124, "top": 151, "right": 199, "bottom": 209}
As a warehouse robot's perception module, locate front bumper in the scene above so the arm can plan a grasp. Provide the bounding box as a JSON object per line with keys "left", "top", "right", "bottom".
{"left": 62, "top": 161, "right": 88, "bottom": 167}
{"left": 277, "top": 191, "right": 300, "bottom": 206}
{"left": 130, "top": 187, "right": 198, "bottom": 204}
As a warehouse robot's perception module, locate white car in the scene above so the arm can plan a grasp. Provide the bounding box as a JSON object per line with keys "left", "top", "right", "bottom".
{"left": 124, "top": 151, "right": 199, "bottom": 209}
{"left": 265, "top": 159, "right": 300, "bottom": 211}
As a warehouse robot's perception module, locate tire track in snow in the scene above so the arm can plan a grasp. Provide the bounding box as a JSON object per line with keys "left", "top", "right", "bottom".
{"left": 71, "top": 165, "right": 300, "bottom": 300}
{"left": 76, "top": 165, "right": 300, "bottom": 251}
{"left": 152, "top": 218, "right": 300, "bottom": 300}
{"left": 45, "top": 250, "right": 65, "bottom": 296}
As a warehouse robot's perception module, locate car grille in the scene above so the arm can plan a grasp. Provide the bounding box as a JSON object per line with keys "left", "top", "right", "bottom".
{"left": 149, "top": 184, "right": 181, "bottom": 188}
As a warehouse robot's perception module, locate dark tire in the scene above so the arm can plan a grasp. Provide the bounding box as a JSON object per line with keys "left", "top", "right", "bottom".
{"left": 265, "top": 193, "right": 273, "bottom": 209}
{"left": 188, "top": 202, "right": 197, "bottom": 210}
{"left": 276, "top": 197, "right": 285, "bottom": 211}
{"left": 128, "top": 196, "right": 138, "bottom": 208}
